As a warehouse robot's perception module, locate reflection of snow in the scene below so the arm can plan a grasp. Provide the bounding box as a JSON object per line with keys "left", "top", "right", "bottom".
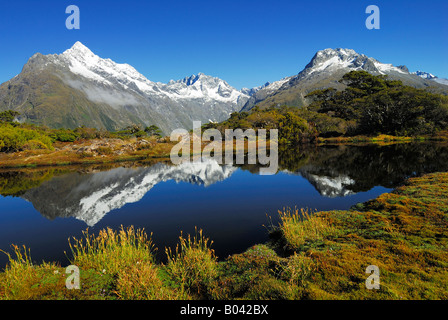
{"left": 24, "top": 159, "right": 236, "bottom": 227}
{"left": 304, "top": 174, "right": 355, "bottom": 198}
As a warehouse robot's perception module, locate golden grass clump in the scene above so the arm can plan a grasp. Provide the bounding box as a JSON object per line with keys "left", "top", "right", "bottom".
{"left": 115, "top": 262, "right": 181, "bottom": 300}
{"left": 278, "top": 207, "right": 338, "bottom": 252}
{"left": 0, "top": 244, "right": 65, "bottom": 300}
{"left": 68, "top": 225, "right": 155, "bottom": 275}
{"left": 165, "top": 228, "right": 218, "bottom": 297}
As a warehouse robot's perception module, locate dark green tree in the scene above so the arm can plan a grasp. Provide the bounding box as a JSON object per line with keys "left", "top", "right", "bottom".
{"left": 144, "top": 125, "right": 162, "bottom": 137}
{"left": 0, "top": 110, "right": 20, "bottom": 123}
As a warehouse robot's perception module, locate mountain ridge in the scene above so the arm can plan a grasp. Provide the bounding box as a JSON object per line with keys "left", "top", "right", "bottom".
{"left": 241, "top": 47, "right": 448, "bottom": 111}
{"left": 0, "top": 42, "right": 250, "bottom": 134}
{"left": 1, "top": 43, "right": 447, "bottom": 131}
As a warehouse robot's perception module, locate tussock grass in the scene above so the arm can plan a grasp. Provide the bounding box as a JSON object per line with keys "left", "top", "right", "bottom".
{"left": 0, "top": 244, "right": 65, "bottom": 300}
{"left": 282, "top": 252, "right": 316, "bottom": 287}
{"left": 165, "top": 228, "right": 218, "bottom": 297}
{"left": 0, "top": 245, "right": 34, "bottom": 299}
{"left": 68, "top": 226, "right": 155, "bottom": 274}
{"left": 66, "top": 226, "right": 182, "bottom": 300}
{"left": 277, "top": 207, "right": 339, "bottom": 252}
{"left": 115, "top": 262, "right": 179, "bottom": 300}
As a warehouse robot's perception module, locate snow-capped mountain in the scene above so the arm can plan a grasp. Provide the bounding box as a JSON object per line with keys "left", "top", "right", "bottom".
{"left": 412, "top": 70, "right": 437, "bottom": 79}
{"left": 22, "top": 159, "right": 237, "bottom": 226}
{"left": 241, "top": 82, "right": 272, "bottom": 97}
{"left": 242, "top": 48, "right": 448, "bottom": 111}
{"left": 62, "top": 41, "right": 160, "bottom": 93}
{"left": 62, "top": 42, "right": 248, "bottom": 106}
{"left": 295, "top": 48, "right": 410, "bottom": 79}
{"left": 162, "top": 73, "right": 248, "bottom": 106}
{"left": 412, "top": 70, "right": 448, "bottom": 86}
{"left": 0, "top": 42, "right": 250, "bottom": 134}
{"left": 2, "top": 43, "right": 447, "bottom": 128}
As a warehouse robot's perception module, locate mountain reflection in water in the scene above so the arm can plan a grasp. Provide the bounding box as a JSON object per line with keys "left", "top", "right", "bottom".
{"left": 21, "top": 160, "right": 236, "bottom": 227}
{"left": 1, "top": 142, "right": 448, "bottom": 267}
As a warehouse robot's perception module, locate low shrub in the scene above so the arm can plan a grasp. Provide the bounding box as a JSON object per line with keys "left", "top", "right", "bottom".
{"left": 0, "top": 125, "right": 53, "bottom": 152}
{"left": 50, "top": 129, "right": 78, "bottom": 142}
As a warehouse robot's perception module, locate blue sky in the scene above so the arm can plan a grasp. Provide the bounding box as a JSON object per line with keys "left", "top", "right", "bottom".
{"left": 0, "top": 0, "right": 446, "bottom": 89}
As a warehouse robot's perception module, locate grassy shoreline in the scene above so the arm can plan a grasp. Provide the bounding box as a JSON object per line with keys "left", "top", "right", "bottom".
{"left": 0, "top": 137, "right": 176, "bottom": 169}
{"left": 1, "top": 172, "right": 447, "bottom": 300}
{"left": 317, "top": 131, "right": 448, "bottom": 145}
{"left": 2, "top": 132, "right": 448, "bottom": 169}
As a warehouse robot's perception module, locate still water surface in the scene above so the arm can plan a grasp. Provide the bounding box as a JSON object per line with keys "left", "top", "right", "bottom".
{"left": 1, "top": 142, "right": 448, "bottom": 269}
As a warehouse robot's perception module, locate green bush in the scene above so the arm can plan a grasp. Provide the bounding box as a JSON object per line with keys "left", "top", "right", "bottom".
{"left": 50, "top": 129, "right": 78, "bottom": 142}
{"left": 134, "top": 130, "right": 146, "bottom": 138}
{"left": 74, "top": 127, "right": 111, "bottom": 140}
{"left": 0, "top": 125, "right": 53, "bottom": 152}
{"left": 96, "top": 146, "right": 113, "bottom": 155}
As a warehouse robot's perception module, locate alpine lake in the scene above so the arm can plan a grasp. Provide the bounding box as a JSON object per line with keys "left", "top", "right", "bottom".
{"left": 1, "top": 142, "right": 448, "bottom": 269}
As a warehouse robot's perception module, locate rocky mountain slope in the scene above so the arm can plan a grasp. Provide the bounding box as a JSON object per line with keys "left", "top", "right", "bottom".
{"left": 241, "top": 48, "right": 448, "bottom": 111}
{"left": 1, "top": 43, "right": 446, "bottom": 131}
{"left": 0, "top": 42, "right": 250, "bottom": 134}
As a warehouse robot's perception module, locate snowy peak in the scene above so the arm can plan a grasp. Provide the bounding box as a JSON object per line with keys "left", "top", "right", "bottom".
{"left": 63, "top": 41, "right": 95, "bottom": 57}
{"left": 59, "top": 42, "right": 249, "bottom": 105}
{"left": 305, "top": 48, "right": 363, "bottom": 71}
{"left": 176, "top": 73, "right": 233, "bottom": 92}
{"left": 412, "top": 70, "right": 437, "bottom": 79}
{"left": 60, "top": 41, "right": 157, "bottom": 92}
{"left": 308, "top": 48, "right": 358, "bottom": 66}
{"left": 411, "top": 71, "right": 448, "bottom": 86}
{"left": 241, "top": 47, "right": 448, "bottom": 111}
{"left": 303, "top": 48, "right": 448, "bottom": 88}
{"left": 303, "top": 48, "right": 406, "bottom": 76}
{"left": 178, "top": 72, "right": 210, "bottom": 86}
{"left": 4, "top": 41, "right": 256, "bottom": 133}
{"left": 162, "top": 72, "right": 249, "bottom": 104}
